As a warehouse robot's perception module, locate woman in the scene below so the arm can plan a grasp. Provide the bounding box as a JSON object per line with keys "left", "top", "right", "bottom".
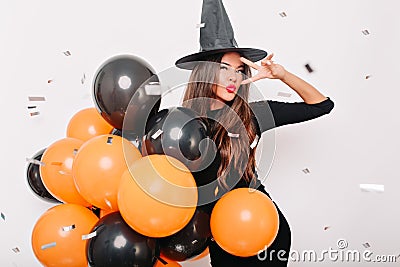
{"left": 180, "top": 51, "right": 334, "bottom": 266}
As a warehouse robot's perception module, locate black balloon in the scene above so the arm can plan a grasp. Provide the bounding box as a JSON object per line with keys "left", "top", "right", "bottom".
{"left": 159, "top": 208, "right": 211, "bottom": 261}
{"left": 26, "top": 148, "right": 60, "bottom": 203}
{"left": 93, "top": 55, "right": 161, "bottom": 130}
{"left": 87, "top": 212, "right": 160, "bottom": 267}
{"left": 141, "top": 107, "right": 216, "bottom": 171}
{"left": 110, "top": 127, "right": 142, "bottom": 150}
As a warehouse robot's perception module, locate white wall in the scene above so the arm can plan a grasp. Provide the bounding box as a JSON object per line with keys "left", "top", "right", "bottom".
{"left": 1, "top": 0, "right": 400, "bottom": 266}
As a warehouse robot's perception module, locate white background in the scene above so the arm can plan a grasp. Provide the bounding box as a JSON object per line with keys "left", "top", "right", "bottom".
{"left": 1, "top": 0, "right": 400, "bottom": 266}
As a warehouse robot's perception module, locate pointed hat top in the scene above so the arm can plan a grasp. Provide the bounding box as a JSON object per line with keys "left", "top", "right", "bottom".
{"left": 176, "top": 0, "right": 267, "bottom": 69}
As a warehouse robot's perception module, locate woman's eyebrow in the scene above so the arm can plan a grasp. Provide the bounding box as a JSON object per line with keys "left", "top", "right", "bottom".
{"left": 221, "top": 62, "right": 245, "bottom": 69}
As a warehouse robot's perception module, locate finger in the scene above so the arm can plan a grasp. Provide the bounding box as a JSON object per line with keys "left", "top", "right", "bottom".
{"left": 241, "top": 77, "right": 252, "bottom": 85}
{"left": 240, "top": 57, "right": 260, "bottom": 70}
{"left": 241, "top": 74, "right": 262, "bottom": 85}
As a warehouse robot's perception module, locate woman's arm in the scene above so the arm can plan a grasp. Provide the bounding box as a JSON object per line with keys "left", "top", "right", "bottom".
{"left": 241, "top": 53, "right": 328, "bottom": 104}
{"left": 279, "top": 70, "right": 327, "bottom": 104}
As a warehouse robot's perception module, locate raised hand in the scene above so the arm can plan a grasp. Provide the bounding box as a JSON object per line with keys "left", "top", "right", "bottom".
{"left": 240, "top": 53, "right": 287, "bottom": 84}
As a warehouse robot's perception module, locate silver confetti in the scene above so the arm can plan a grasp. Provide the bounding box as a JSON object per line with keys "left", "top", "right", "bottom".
{"left": 362, "top": 29, "right": 370, "bottom": 35}
{"left": 107, "top": 137, "right": 113, "bottom": 144}
{"left": 62, "top": 224, "right": 76, "bottom": 232}
{"left": 1, "top": 212, "right": 5, "bottom": 221}
{"left": 250, "top": 135, "right": 259, "bottom": 149}
{"left": 196, "top": 22, "right": 205, "bottom": 28}
{"left": 28, "top": 96, "right": 46, "bottom": 102}
{"left": 12, "top": 247, "right": 20, "bottom": 253}
{"left": 362, "top": 242, "right": 370, "bottom": 248}
{"left": 63, "top": 50, "right": 71, "bottom": 56}
{"left": 41, "top": 242, "right": 56, "bottom": 250}
{"left": 82, "top": 231, "right": 97, "bottom": 240}
{"left": 302, "top": 168, "right": 310, "bottom": 174}
{"left": 360, "top": 184, "right": 384, "bottom": 193}
{"left": 151, "top": 129, "right": 163, "bottom": 139}
{"left": 144, "top": 82, "right": 162, "bottom": 95}
{"left": 26, "top": 158, "right": 45, "bottom": 166}
{"left": 227, "top": 132, "right": 239, "bottom": 138}
{"left": 30, "top": 111, "right": 40, "bottom": 117}
{"left": 81, "top": 74, "right": 86, "bottom": 84}
{"left": 279, "top": 12, "right": 287, "bottom": 17}
{"left": 365, "top": 75, "right": 372, "bottom": 79}
{"left": 277, "top": 92, "right": 291, "bottom": 98}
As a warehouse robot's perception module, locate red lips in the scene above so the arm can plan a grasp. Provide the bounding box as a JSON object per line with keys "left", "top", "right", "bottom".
{"left": 226, "top": 85, "right": 236, "bottom": 93}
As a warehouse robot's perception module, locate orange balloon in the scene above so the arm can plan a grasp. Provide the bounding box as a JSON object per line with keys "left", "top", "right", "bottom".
{"left": 31, "top": 204, "right": 99, "bottom": 267}
{"left": 66, "top": 107, "right": 113, "bottom": 142}
{"left": 99, "top": 209, "right": 114, "bottom": 218}
{"left": 118, "top": 155, "right": 198, "bottom": 237}
{"left": 40, "top": 138, "right": 90, "bottom": 206}
{"left": 154, "top": 256, "right": 182, "bottom": 267}
{"left": 210, "top": 188, "right": 279, "bottom": 257}
{"left": 188, "top": 247, "right": 209, "bottom": 261}
{"left": 73, "top": 135, "right": 141, "bottom": 211}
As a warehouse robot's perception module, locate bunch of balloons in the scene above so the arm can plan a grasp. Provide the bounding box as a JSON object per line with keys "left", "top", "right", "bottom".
{"left": 27, "top": 54, "right": 279, "bottom": 267}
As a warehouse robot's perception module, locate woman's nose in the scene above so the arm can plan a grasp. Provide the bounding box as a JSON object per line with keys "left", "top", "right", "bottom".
{"left": 228, "top": 73, "right": 237, "bottom": 82}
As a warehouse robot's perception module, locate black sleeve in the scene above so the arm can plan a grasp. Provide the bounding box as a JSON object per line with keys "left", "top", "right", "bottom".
{"left": 250, "top": 97, "right": 334, "bottom": 133}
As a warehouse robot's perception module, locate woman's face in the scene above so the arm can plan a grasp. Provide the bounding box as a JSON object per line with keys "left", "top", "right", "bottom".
{"left": 212, "top": 52, "right": 245, "bottom": 109}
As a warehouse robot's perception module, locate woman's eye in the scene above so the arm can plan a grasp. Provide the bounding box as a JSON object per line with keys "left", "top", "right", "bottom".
{"left": 236, "top": 69, "right": 244, "bottom": 74}
{"left": 220, "top": 65, "right": 228, "bottom": 70}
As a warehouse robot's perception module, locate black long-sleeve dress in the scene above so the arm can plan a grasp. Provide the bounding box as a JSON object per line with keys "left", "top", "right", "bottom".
{"left": 191, "top": 97, "right": 334, "bottom": 267}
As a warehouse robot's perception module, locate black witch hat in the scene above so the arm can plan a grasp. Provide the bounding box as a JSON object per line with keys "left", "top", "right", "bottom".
{"left": 175, "top": 0, "right": 267, "bottom": 69}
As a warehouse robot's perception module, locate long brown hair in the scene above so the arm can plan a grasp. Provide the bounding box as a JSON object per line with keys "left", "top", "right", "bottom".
{"left": 182, "top": 54, "right": 257, "bottom": 191}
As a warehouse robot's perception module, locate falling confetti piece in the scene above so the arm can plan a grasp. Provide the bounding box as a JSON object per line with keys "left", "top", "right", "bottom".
{"left": 107, "top": 137, "right": 113, "bottom": 144}
{"left": 47, "top": 79, "right": 53, "bottom": 84}
{"left": 277, "top": 92, "right": 291, "bottom": 98}
{"left": 41, "top": 242, "right": 56, "bottom": 250}
{"left": 214, "top": 186, "right": 219, "bottom": 197}
{"left": 151, "top": 129, "right": 163, "bottom": 139}
{"left": 365, "top": 75, "right": 372, "bottom": 79}
{"left": 1, "top": 212, "right": 5, "bottom": 221}
{"left": 302, "top": 168, "right": 310, "bottom": 174}
{"left": 73, "top": 149, "right": 78, "bottom": 155}
{"left": 144, "top": 83, "right": 162, "bottom": 95}
{"left": 360, "top": 184, "right": 384, "bottom": 193}
{"left": 196, "top": 22, "right": 205, "bottom": 28}
{"left": 362, "top": 242, "right": 370, "bottom": 248}
{"left": 27, "top": 106, "right": 37, "bottom": 109}
{"left": 323, "top": 226, "right": 330, "bottom": 231}
{"left": 305, "top": 64, "right": 314, "bottom": 73}
{"left": 12, "top": 247, "right": 20, "bottom": 253}
{"left": 28, "top": 96, "right": 46, "bottom": 102}
{"left": 192, "top": 240, "right": 198, "bottom": 244}
{"left": 62, "top": 225, "right": 76, "bottom": 231}
{"left": 250, "top": 135, "right": 259, "bottom": 149}
{"left": 362, "top": 29, "right": 370, "bottom": 35}
{"left": 26, "top": 158, "right": 45, "bottom": 166}
{"left": 81, "top": 74, "right": 86, "bottom": 84}
{"left": 279, "top": 12, "right": 287, "bottom": 17}
{"left": 158, "top": 257, "right": 168, "bottom": 264}
{"left": 30, "top": 112, "right": 40, "bottom": 117}
{"left": 82, "top": 231, "right": 97, "bottom": 240}
{"left": 63, "top": 50, "right": 71, "bottom": 56}
{"left": 227, "top": 132, "right": 239, "bottom": 138}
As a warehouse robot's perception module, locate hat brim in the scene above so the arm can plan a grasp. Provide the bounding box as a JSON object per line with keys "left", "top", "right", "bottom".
{"left": 175, "top": 48, "right": 267, "bottom": 69}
